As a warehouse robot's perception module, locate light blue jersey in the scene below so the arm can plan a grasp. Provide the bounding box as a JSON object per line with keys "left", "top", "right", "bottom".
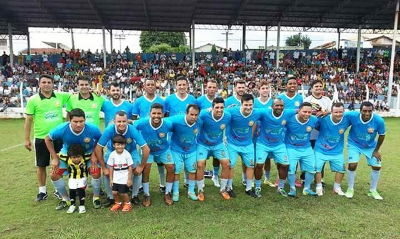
{"left": 134, "top": 118, "right": 172, "bottom": 155}
{"left": 196, "top": 95, "right": 214, "bottom": 110}
{"left": 49, "top": 122, "right": 102, "bottom": 155}
{"left": 258, "top": 109, "right": 296, "bottom": 147}
{"left": 132, "top": 95, "right": 165, "bottom": 118}
{"left": 226, "top": 107, "right": 262, "bottom": 146}
{"left": 165, "top": 94, "right": 196, "bottom": 116}
{"left": 346, "top": 111, "right": 386, "bottom": 149}
{"left": 198, "top": 110, "right": 231, "bottom": 146}
{"left": 254, "top": 98, "right": 272, "bottom": 109}
{"left": 315, "top": 114, "right": 351, "bottom": 155}
{"left": 278, "top": 93, "right": 303, "bottom": 109}
{"left": 167, "top": 115, "right": 200, "bottom": 153}
{"left": 224, "top": 95, "right": 241, "bottom": 108}
{"left": 101, "top": 99, "right": 133, "bottom": 127}
{"left": 284, "top": 114, "right": 318, "bottom": 149}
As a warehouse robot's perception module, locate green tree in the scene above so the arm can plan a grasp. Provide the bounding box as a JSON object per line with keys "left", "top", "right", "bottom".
{"left": 211, "top": 44, "right": 217, "bottom": 54}
{"left": 285, "top": 34, "right": 312, "bottom": 49}
{"left": 147, "top": 43, "right": 174, "bottom": 53}
{"left": 140, "top": 31, "right": 187, "bottom": 52}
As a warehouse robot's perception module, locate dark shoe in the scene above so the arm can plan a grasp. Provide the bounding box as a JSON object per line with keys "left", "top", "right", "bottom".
{"left": 159, "top": 186, "right": 166, "bottom": 194}
{"left": 131, "top": 196, "right": 141, "bottom": 205}
{"left": 227, "top": 189, "right": 236, "bottom": 198}
{"left": 138, "top": 186, "right": 144, "bottom": 194}
{"left": 103, "top": 198, "right": 115, "bottom": 207}
{"left": 93, "top": 198, "right": 102, "bottom": 209}
{"left": 55, "top": 200, "right": 70, "bottom": 210}
{"left": 245, "top": 189, "right": 257, "bottom": 198}
{"left": 36, "top": 192, "right": 48, "bottom": 202}
{"left": 53, "top": 191, "right": 62, "bottom": 200}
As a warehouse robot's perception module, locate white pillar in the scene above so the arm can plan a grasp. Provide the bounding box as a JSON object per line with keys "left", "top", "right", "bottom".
{"left": 276, "top": 22, "right": 281, "bottom": 70}
{"left": 191, "top": 21, "right": 195, "bottom": 68}
{"left": 356, "top": 25, "right": 361, "bottom": 73}
{"left": 110, "top": 29, "right": 113, "bottom": 52}
{"left": 388, "top": 0, "right": 399, "bottom": 109}
{"left": 102, "top": 27, "right": 107, "bottom": 68}
{"left": 8, "top": 23, "right": 13, "bottom": 66}
{"left": 70, "top": 28, "right": 75, "bottom": 50}
{"left": 265, "top": 26, "right": 268, "bottom": 50}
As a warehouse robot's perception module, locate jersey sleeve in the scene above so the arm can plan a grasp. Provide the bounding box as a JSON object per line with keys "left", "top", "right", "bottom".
{"left": 58, "top": 92, "right": 71, "bottom": 105}
{"left": 66, "top": 96, "right": 74, "bottom": 112}
{"left": 25, "top": 96, "right": 36, "bottom": 115}
{"left": 125, "top": 150, "right": 134, "bottom": 166}
{"left": 48, "top": 123, "right": 66, "bottom": 140}
{"left": 131, "top": 127, "right": 147, "bottom": 147}
{"left": 376, "top": 115, "right": 386, "bottom": 135}
{"left": 164, "top": 97, "right": 170, "bottom": 113}
{"left": 97, "top": 125, "right": 113, "bottom": 147}
{"left": 107, "top": 151, "right": 115, "bottom": 166}
{"left": 132, "top": 98, "right": 140, "bottom": 116}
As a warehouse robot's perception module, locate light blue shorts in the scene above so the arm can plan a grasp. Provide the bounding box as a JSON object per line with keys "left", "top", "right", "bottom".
{"left": 255, "top": 143, "right": 289, "bottom": 165}
{"left": 196, "top": 143, "right": 229, "bottom": 161}
{"left": 287, "top": 147, "right": 316, "bottom": 174}
{"left": 314, "top": 151, "right": 345, "bottom": 173}
{"left": 227, "top": 143, "right": 255, "bottom": 168}
{"left": 347, "top": 144, "right": 381, "bottom": 167}
{"left": 147, "top": 149, "right": 174, "bottom": 165}
{"left": 171, "top": 150, "right": 197, "bottom": 174}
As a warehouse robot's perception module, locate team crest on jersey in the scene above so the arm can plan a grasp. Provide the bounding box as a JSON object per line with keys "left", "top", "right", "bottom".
{"left": 367, "top": 128, "right": 374, "bottom": 133}
{"left": 221, "top": 151, "right": 226, "bottom": 157}
{"left": 194, "top": 129, "right": 198, "bottom": 134}
{"left": 159, "top": 133, "right": 165, "bottom": 138}
{"left": 306, "top": 126, "right": 312, "bottom": 132}
{"left": 83, "top": 137, "right": 91, "bottom": 143}
{"left": 167, "top": 154, "right": 172, "bottom": 161}
{"left": 283, "top": 155, "right": 288, "bottom": 162}
{"left": 220, "top": 124, "right": 226, "bottom": 130}
{"left": 91, "top": 103, "right": 97, "bottom": 109}
{"left": 54, "top": 101, "right": 61, "bottom": 107}
{"left": 249, "top": 121, "right": 254, "bottom": 127}
{"left": 281, "top": 120, "right": 287, "bottom": 126}
{"left": 295, "top": 101, "right": 300, "bottom": 107}
{"left": 126, "top": 138, "right": 132, "bottom": 144}
{"left": 339, "top": 129, "right": 345, "bottom": 134}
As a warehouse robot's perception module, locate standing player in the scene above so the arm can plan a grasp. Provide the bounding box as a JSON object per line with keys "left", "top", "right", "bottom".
{"left": 254, "top": 98, "right": 295, "bottom": 197}
{"left": 45, "top": 108, "right": 103, "bottom": 210}
{"left": 167, "top": 104, "right": 201, "bottom": 202}
{"left": 101, "top": 81, "right": 133, "bottom": 127}
{"left": 165, "top": 76, "right": 196, "bottom": 116}
{"left": 226, "top": 94, "right": 262, "bottom": 198}
{"left": 285, "top": 102, "right": 318, "bottom": 197}
{"left": 66, "top": 76, "right": 104, "bottom": 127}
{"left": 344, "top": 101, "right": 386, "bottom": 200}
{"left": 134, "top": 103, "right": 175, "bottom": 206}
{"left": 94, "top": 111, "right": 149, "bottom": 206}
{"left": 314, "top": 102, "right": 350, "bottom": 196}
{"left": 24, "top": 74, "right": 70, "bottom": 201}
{"left": 224, "top": 79, "right": 246, "bottom": 108}
{"left": 196, "top": 97, "right": 232, "bottom": 201}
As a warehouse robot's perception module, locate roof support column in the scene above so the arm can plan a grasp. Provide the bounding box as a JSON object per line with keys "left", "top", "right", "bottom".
{"left": 102, "top": 26, "right": 107, "bottom": 68}
{"left": 70, "top": 28, "right": 75, "bottom": 50}
{"left": 27, "top": 31, "right": 31, "bottom": 55}
{"left": 110, "top": 29, "right": 113, "bottom": 52}
{"left": 189, "top": 30, "right": 192, "bottom": 52}
{"left": 337, "top": 28, "right": 340, "bottom": 49}
{"left": 191, "top": 20, "right": 195, "bottom": 68}
{"left": 276, "top": 22, "right": 281, "bottom": 70}
{"left": 8, "top": 23, "right": 13, "bottom": 67}
{"left": 356, "top": 25, "right": 361, "bottom": 73}
{"left": 242, "top": 24, "right": 246, "bottom": 53}
{"left": 265, "top": 26, "right": 268, "bottom": 50}
{"left": 388, "top": 0, "right": 399, "bottom": 109}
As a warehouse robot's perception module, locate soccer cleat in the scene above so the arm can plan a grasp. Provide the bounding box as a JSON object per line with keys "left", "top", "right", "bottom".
{"left": 110, "top": 203, "right": 122, "bottom": 212}
{"left": 163, "top": 194, "right": 173, "bottom": 206}
{"left": 345, "top": 189, "right": 354, "bottom": 199}
{"left": 263, "top": 180, "right": 276, "bottom": 188}
{"left": 204, "top": 170, "right": 213, "bottom": 179}
{"left": 122, "top": 203, "right": 132, "bottom": 212}
{"left": 159, "top": 186, "right": 166, "bottom": 194}
{"left": 227, "top": 189, "right": 236, "bottom": 198}
{"left": 277, "top": 188, "right": 288, "bottom": 197}
{"left": 255, "top": 188, "right": 262, "bottom": 198}
{"left": 316, "top": 187, "right": 324, "bottom": 196}
{"left": 303, "top": 189, "right": 318, "bottom": 196}
{"left": 183, "top": 183, "right": 189, "bottom": 188}
{"left": 36, "top": 192, "right": 48, "bottom": 202}
{"left": 138, "top": 186, "right": 144, "bottom": 194}
{"left": 288, "top": 189, "right": 297, "bottom": 197}
{"left": 99, "top": 189, "right": 105, "bottom": 196}
{"left": 321, "top": 180, "right": 326, "bottom": 188}
{"left": 242, "top": 180, "right": 246, "bottom": 186}
{"left": 197, "top": 191, "right": 205, "bottom": 202}
{"left": 172, "top": 193, "right": 180, "bottom": 202}
{"left": 333, "top": 188, "right": 345, "bottom": 196}
{"left": 368, "top": 190, "right": 383, "bottom": 200}
{"left": 53, "top": 191, "right": 62, "bottom": 200}
{"left": 66, "top": 205, "right": 76, "bottom": 214}
{"left": 103, "top": 198, "right": 115, "bottom": 207}
{"left": 131, "top": 196, "right": 141, "bottom": 205}
{"left": 211, "top": 175, "right": 221, "bottom": 187}
{"left": 188, "top": 192, "right": 198, "bottom": 201}
{"left": 245, "top": 189, "right": 257, "bottom": 198}
{"left": 220, "top": 191, "right": 231, "bottom": 200}
{"left": 295, "top": 180, "right": 303, "bottom": 188}
{"left": 142, "top": 195, "right": 151, "bottom": 207}
{"left": 78, "top": 206, "right": 86, "bottom": 214}
{"left": 56, "top": 200, "right": 70, "bottom": 210}
{"left": 93, "top": 198, "right": 101, "bottom": 209}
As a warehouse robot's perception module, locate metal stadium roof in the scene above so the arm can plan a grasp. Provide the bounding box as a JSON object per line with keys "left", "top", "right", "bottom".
{"left": 0, "top": 0, "right": 398, "bottom": 35}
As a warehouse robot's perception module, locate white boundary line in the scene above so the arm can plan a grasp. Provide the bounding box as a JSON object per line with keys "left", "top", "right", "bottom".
{"left": 0, "top": 143, "right": 24, "bottom": 152}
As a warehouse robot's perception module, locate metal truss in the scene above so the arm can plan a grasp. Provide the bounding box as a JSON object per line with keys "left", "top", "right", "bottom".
{"left": 0, "top": 35, "right": 28, "bottom": 40}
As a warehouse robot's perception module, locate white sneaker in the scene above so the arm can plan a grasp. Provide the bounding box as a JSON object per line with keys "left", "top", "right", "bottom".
{"left": 333, "top": 187, "right": 345, "bottom": 196}
{"left": 316, "top": 187, "right": 323, "bottom": 196}
{"left": 79, "top": 205, "right": 86, "bottom": 214}
{"left": 211, "top": 175, "right": 220, "bottom": 187}
{"left": 67, "top": 205, "right": 76, "bottom": 214}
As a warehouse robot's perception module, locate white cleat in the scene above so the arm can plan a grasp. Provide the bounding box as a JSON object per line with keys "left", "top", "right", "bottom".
{"left": 333, "top": 187, "right": 345, "bottom": 196}
{"left": 316, "top": 187, "right": 324, "bottom": 196}
{"left": 211, "top": 175, "right": 220, "bottom": 187}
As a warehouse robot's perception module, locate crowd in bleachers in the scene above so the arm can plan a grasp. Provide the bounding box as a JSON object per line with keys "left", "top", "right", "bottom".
{"left": 0, "top": 46, "right": 399, "bottom": 111}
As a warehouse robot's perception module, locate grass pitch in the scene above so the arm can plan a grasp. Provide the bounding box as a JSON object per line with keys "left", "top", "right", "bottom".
{"left": 1, "top": 118, "right": 400, "bottom": 239}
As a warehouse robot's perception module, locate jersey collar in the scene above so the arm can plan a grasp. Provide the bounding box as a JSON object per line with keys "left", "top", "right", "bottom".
{"left": 149, "top": 118, "right": 164, "bottom": 130}
{"left": 39, "top": 91, "right": 56, "bottom": 100}
{"left": 78, "top": 93, "right": 94, "bottom": 101}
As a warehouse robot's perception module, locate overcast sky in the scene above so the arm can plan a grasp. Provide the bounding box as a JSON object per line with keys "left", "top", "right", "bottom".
{"left": 8, "top": 27, "right": 368, "bottom": 54}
